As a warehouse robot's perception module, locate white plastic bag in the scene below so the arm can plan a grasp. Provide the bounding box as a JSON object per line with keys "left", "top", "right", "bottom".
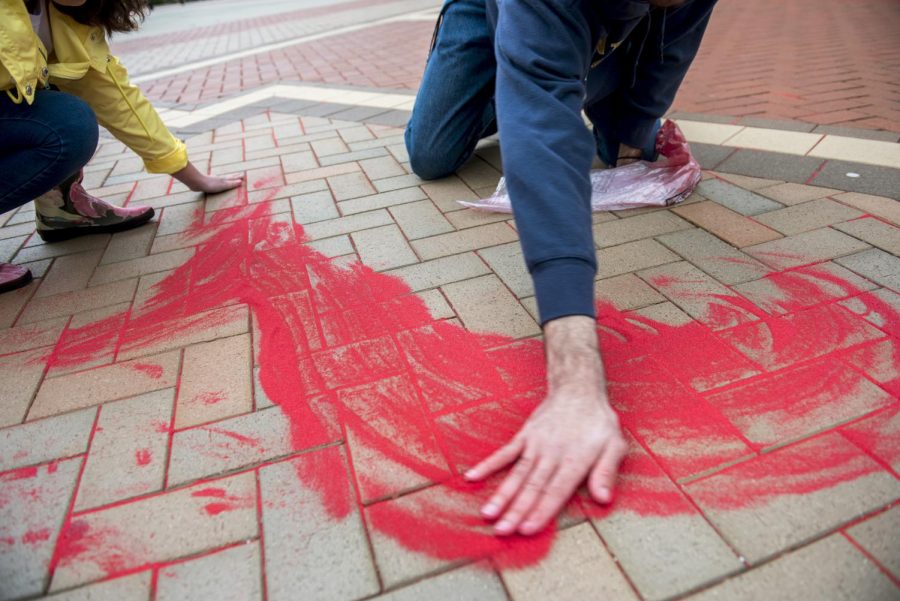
{"left": 458, "top": 120, "right": 702, "bottom": 213}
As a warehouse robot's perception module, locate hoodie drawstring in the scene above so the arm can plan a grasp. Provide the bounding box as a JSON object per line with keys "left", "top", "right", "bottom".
{"left": 660, "top": 8, "right": 667, "bottom": 63}
{"left": 631, "top": 9, "right": 651, "bottom": 88}
{"left": 630, "top": 7, "right": 669, "bottom": 88}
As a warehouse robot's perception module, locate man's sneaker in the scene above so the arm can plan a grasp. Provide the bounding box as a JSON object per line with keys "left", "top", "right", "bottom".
{"left": 34, "top": 171, "right": 155, "bottom": 242}
{"left": 0, "top": 263, "right": 32, "bottom": 294}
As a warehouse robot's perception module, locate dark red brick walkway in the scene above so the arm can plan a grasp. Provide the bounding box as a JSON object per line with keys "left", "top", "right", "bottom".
{"left": 112, "top": 0, "right": 401, "bottom": 54}
{"left": 139, "top": 21, "right": 431, "bottom": 104}
{"left": 131, "top": 0, "right": 899, "bottom": 133}
{"left": 676, "top": 0, "right": 900, "bottom": 132}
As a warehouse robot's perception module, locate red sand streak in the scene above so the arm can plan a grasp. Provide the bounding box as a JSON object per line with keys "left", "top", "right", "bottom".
{"left": 197, "top": 391, "right": 226, "bottom": 405}
{"left": 131, "top": 363, "right": 164, "bottom": 379}
{"left": 191, "top": 487, "right": 227, "bottom": 498}
{"left": 203, "top": 428, "right": 262, "bottom": 447}
{"left": 41, "top": 203, "right": 899, "bottom": 574}
{"left": 202, "top": 503, "right": 232, "bottom": 516}
{"left": 21, "top": 528, "right": 51, "bottom": 545}
{"left": 1, "top": 466, "right": 39, "bottom": 481}
{"left": 190, "top": 487, "right": 254, "bottom": 516}
{"left": 152, "top": 421, "right": 171, "bottom": 433}
{"left": 135, "top": 449, "right": 152, "bottom": 466}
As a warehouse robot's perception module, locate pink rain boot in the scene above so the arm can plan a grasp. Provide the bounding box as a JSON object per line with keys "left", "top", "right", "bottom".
{"left": 0, "top": 263, "right": 32, "bottom": 294}
{"left": 34, "top": 171, "right": 155, "bottom": 242}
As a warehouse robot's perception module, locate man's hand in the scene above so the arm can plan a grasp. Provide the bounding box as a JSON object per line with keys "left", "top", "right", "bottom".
{"left": 173, "top": 162, "right": 244, "bottom": 194}
{"left": 464, "top": 315, "right": 627, "bottom": 536}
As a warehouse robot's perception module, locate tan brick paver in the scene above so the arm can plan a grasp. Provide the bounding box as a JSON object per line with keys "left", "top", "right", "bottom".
{"left": 684, "top": 535, "right": 896, "bottom": 601}
{"left": 28, "top": 352, "right": 180, "bottom": 420}
{"left": 501, "top": 524, "right": 639, "bottom": 600}
{"left": 672, "top": 201, "right": 783, "bottom": 248}
{"left": 51, "top": 472, "right": 258, "bottom": 591}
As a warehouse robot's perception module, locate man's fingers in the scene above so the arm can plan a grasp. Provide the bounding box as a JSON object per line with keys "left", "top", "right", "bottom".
{"left": 518, "top": 455, "right": 594, "bottom": 535}
{"left": 588, "top": 436, "right": 628, "bottom": 504}
{"left": 494, "top": 457, "right": 558, "bottom": 536}
{"left": 465, "top": 437, "right": 524, "bottom": 482}
{"left": 479, "top": 448, "right": 535, "bottom": 520}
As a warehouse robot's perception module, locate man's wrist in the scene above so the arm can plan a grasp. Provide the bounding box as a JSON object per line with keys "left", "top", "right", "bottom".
{"left": 543, "top": 315, "right": 608, "bottom": 399}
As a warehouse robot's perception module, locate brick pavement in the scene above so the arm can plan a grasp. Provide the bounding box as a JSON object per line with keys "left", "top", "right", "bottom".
{"left": 139, "top": 22, "right": 431, "bottom": 104}
{"left": 2, "top": 0, "right": 899, "bottom": 598}
{"left": 1, "top": 109, "right": 898, "bottom": 600}
{"left": 123, "top": 0, "right": 900, "bottom": 134}
{"left": 676, "top": 0, "right": 900, "bottom": 132}
{"left": 113, "top": 0, "right": 436, "bottom": 78}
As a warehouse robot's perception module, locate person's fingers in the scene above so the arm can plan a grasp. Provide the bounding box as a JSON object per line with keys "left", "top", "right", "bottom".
{"left": 494, "top": 456, "right": 558, "bottom": 536}
{"left": 588, "top": 435, "right": 628, "bottom": 504}
{"left": 465, "top": 437, "right": 524, "bottom": 482}
{"left": 518, "top": 453, "right": 594, "bottom": 535}
{"left": 479, "top": 447, "right": 535, "bottom": 520}
{"left": 201, "top": 176, "right": 244, "bottom": 194}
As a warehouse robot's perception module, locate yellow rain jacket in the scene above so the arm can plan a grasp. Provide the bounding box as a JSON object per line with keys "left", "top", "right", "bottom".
{"left": 0, "top": 0, "right": 188, "bottom": 173}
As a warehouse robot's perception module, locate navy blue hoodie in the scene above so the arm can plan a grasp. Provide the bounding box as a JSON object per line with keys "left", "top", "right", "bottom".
{"left": 495, "top": 0, "right": 717, "bottom": 324}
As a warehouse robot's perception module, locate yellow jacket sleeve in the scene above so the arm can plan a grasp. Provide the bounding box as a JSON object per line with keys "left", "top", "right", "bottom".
{"left": 53, "top": 56, "right": 188, "bottom": 174}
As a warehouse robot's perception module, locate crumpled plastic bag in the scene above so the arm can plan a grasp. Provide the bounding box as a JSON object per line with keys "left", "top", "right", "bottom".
{"left": 458, "top": 120, "right": 701, "bottom": 213}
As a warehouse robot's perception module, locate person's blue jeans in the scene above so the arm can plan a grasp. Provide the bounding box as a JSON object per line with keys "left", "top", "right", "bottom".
{"left": 404, "top": 0, "right": 498, "bottom": 180}
{"left": 404, "top": 0, "right": 658, "bottom": 180}
{"left": 0, "top": 89, "right": 99, "bottom": 215}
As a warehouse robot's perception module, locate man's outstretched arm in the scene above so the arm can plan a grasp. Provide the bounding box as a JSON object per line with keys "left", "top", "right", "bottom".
{"left": 460, "top": 0, "right": 632, "bottom": 536}
{"left": 465, "top": 315, "right": 627, "bottom": 536}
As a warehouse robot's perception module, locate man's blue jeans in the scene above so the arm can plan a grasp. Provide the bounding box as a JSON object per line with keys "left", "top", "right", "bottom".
{"left": 0, "top": 89, "right": 99, "bottom": 215}
{"left": 404, "top": 0, "right": 499, "bottom": 180}
{"left": 405, "top": 0, "right": 658, "bottom": 182}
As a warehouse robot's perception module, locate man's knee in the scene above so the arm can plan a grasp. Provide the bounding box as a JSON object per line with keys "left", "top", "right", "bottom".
{"left": 405, "top": 126, "right": 459, "bottom": 181}
{"left": 408, "top": 150, "right": 458, "bottom": 181}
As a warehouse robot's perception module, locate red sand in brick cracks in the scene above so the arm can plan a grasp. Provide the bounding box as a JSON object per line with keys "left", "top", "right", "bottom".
{"left": 4, "top": 199, "right": 894, "bottom": 581}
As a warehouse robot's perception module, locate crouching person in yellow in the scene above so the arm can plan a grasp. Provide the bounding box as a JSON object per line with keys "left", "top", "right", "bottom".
{"left": 0, "top": 0, "right": 242, "bottom": 293}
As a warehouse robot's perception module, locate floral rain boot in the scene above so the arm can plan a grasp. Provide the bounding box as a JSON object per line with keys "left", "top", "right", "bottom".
{"left": 34, "top": 171, "right": 155, "bottom": 242}
{"left": 0, "top": 263, "right": 32, "bottom": 294}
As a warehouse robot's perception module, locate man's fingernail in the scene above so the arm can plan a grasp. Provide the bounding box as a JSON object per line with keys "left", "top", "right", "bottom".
{"left": 598, "top": 487, "right": 611, "bottom": 503}
{"left": 481, "top": 503, "right": 499, "bottom": 517}
{"left": 464, "top": 469, "right": 478, "bottom": 480}
{"left": 520, "top": 521, "right": 538, "bottom": 534}
{"left": 495, "top": 520, "right": 514, "bottom": 535}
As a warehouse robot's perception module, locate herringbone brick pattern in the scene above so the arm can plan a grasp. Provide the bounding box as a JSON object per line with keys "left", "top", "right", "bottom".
{"left": 125, "top": 0, "right": 900, "bottom": 133}
{"left": 140, "top": 21, "right": 431, "bottom": 104}
{"left": 1, "top": 111, "right": 897, "bottom": 600}
{"left": 676, "top": 0, "right": 900, "bottom": 131}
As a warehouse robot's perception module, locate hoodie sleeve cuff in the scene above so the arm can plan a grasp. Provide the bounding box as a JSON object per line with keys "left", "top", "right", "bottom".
{"left": 613, "top": 108, "right": 660, "bottom": 156}
{"left": 531, "top": 257, "right": 597, "bottom": 326}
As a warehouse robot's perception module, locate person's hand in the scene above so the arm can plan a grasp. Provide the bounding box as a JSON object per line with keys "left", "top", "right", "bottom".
{"left": 187, "top": 173, "right": 244, "bottom": 194}
{"left": 173, "top": 162, "right": 244, "bottom": 194}
{"left": 616, "top": 142, "right": 643, "bottom": 166}
{"left": 464, "top": 316, "right": 628, "bottom": 537}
